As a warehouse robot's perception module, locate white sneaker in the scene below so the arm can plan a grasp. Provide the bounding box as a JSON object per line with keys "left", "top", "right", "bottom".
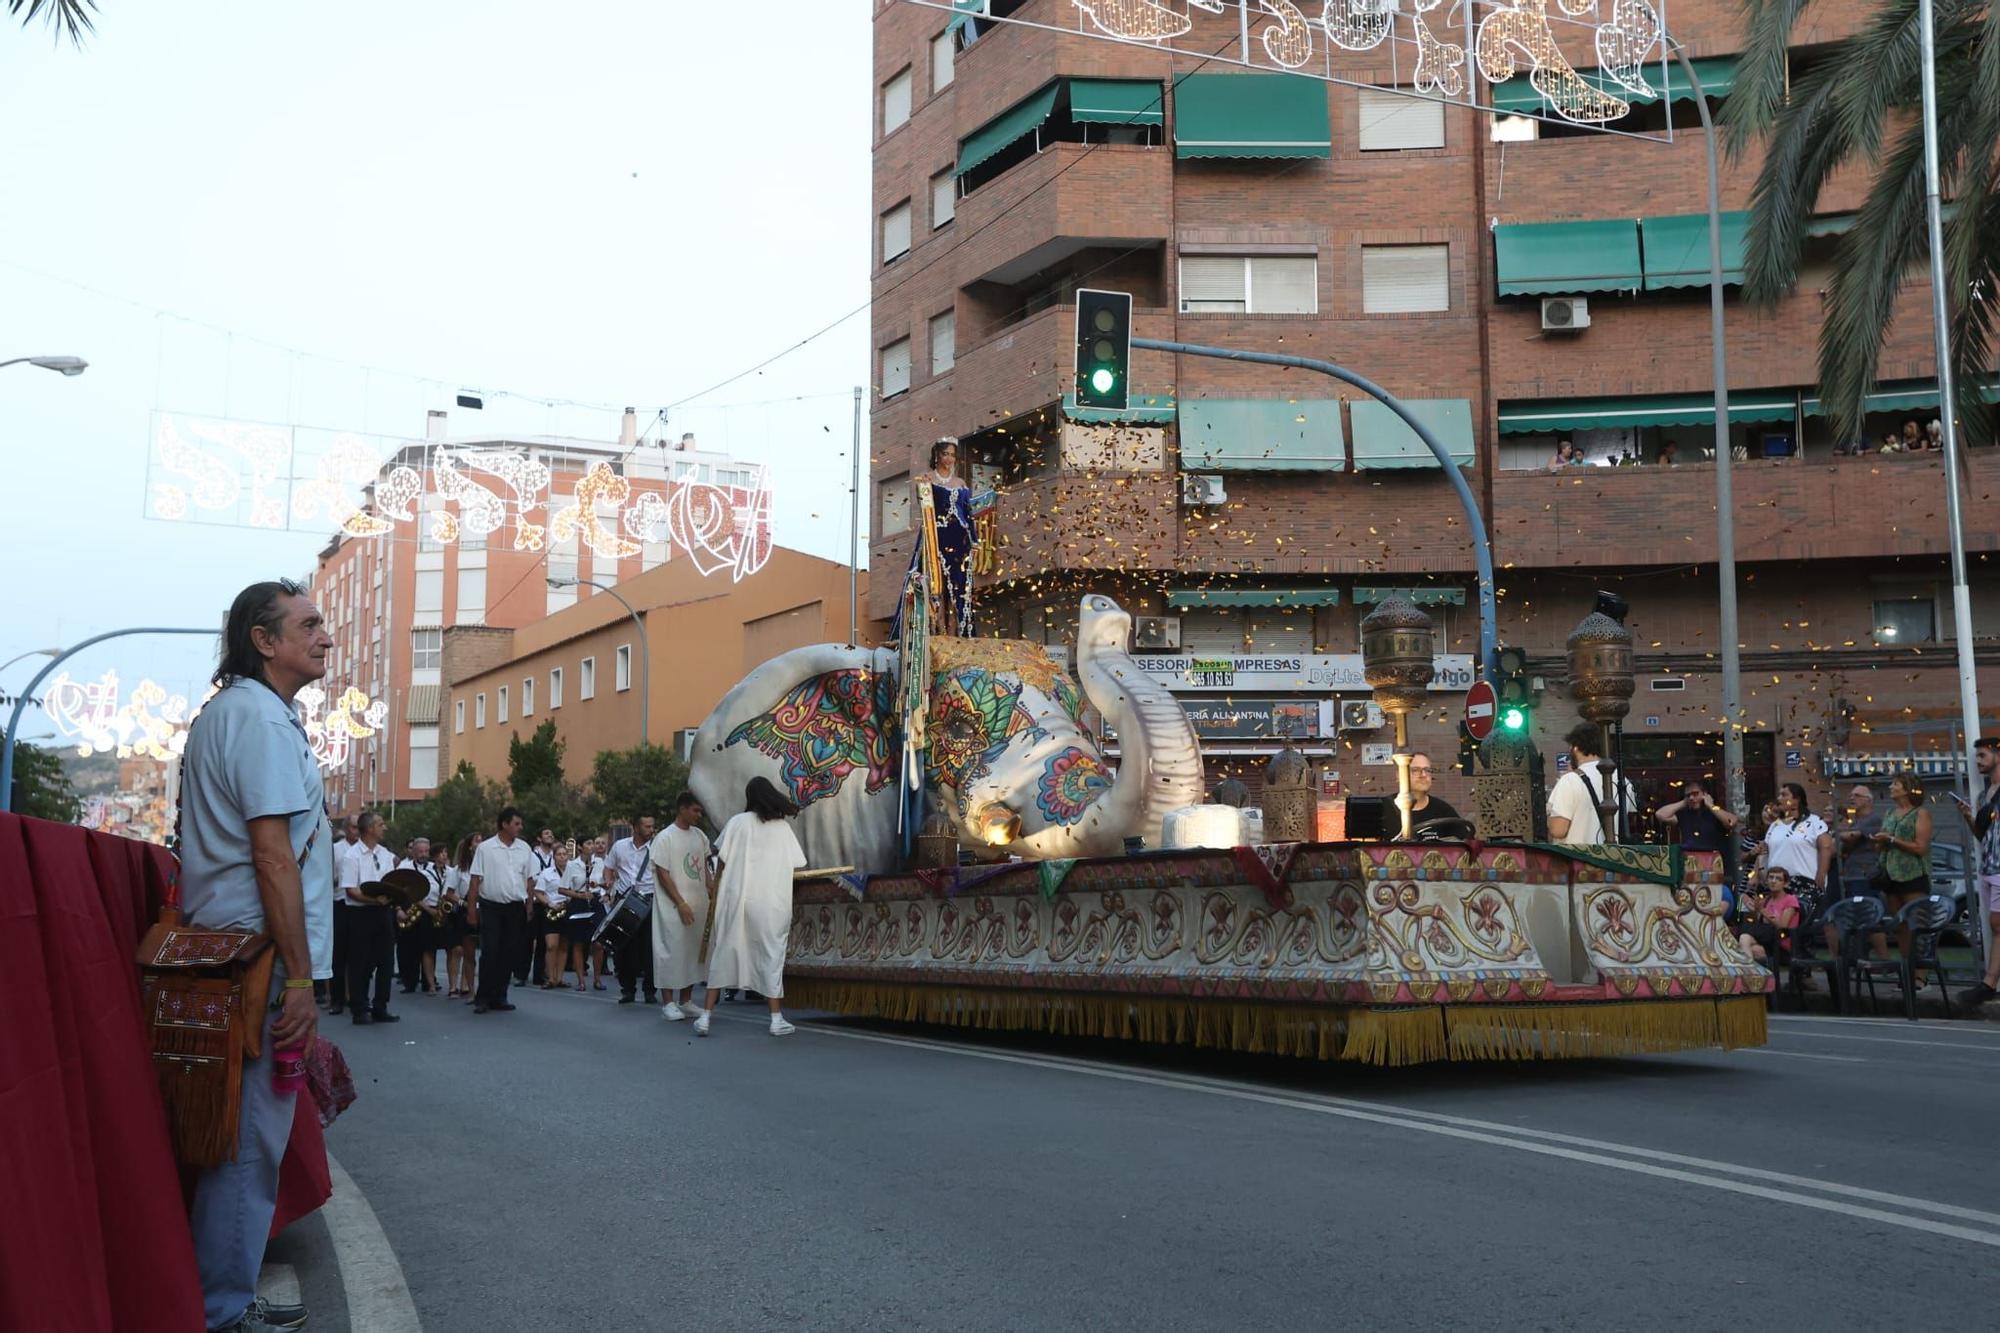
{"left": 662, "top": 1001, "right": 686, "bottom": 1021}
{"left": 769, "top": 1015, "right": 796, "bottom": 1037}
{"left": 693, "top": 1010, "right": 711, "bottom": 1037}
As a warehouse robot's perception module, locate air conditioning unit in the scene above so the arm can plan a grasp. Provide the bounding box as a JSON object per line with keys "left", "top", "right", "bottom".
{"left": 1181, "top": 473, "right": 1227, "bottom": 507}
{"left": 1338, "top": 700, "right": 1385, "bottom": 732}
{"left": 1541, "top": 297, "right": 1591, "bottom": 332}
{"left": 1132, "top": 616, "right": 1182, "bottom": 651}
{"left": 672, "top": 727, "right": 700, "bottom": 761}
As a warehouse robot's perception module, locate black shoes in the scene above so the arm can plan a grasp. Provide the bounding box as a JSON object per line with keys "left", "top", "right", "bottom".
{"left": 491, "top": 1001, "right": 517, "bottom": 1011}
{"left": 352, "top": 1012, "right": 373, "bottom": 1025}
{"left": 618, "top": 994, "right": 636, "bottom": 1004}
{"left": 371, "top": 1010, "right": 400, "bottom": 1023}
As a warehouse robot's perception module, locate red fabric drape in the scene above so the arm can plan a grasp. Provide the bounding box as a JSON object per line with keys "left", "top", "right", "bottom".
{"left": 0, "top": 812, "right": 333, "bottom": 1333}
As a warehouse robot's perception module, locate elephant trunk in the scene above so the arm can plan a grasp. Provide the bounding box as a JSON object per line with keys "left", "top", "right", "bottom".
{"left": 1074, "top": 596, "right": 1204, "bottom": 848}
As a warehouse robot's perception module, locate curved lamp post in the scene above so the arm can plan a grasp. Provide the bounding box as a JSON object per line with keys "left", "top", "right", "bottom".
{"left": 548, "top": 578, "right": 650, "bottom": 745}
{"left": 0, "top": 356, "right": 88, "bottom": 377}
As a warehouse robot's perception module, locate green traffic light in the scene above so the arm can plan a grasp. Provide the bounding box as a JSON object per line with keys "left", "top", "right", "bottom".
{"left": 1090, "top": 367, "right": 1117, "bottom": 395}
{"left": 1500, "top": 706, "right": 1528, "bottom": 732}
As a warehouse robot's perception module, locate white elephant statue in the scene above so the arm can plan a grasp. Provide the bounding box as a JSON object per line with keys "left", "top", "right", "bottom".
{"left": 688, "top": 596, "right": 1204, "bottom": 875}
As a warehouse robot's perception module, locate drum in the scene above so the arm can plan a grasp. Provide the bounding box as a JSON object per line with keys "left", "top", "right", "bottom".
{"left": 593, "top": 888, "right": 654, "bottom": 951}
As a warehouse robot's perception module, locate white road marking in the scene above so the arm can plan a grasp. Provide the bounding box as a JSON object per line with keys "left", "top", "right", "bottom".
{"left": 324, "top": 1152, "right": 424, "bottom": 1332}
{"left": 1734, "top": 1047, "right": 1867, "bottom": 1064}
{"left": 780, "top": 1019, "right": 2000, "bottom": 1246}
{"left": 1771, "top": 1013, "right": 2000, "bottom": 1038}
{"left": 1771, "top": 1028, "right": 2000, "bottom": 1053}
{"left": 257, "top": 1262, "right": 301, "bottom": 1307}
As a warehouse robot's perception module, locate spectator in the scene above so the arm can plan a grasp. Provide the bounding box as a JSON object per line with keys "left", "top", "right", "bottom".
{"left": 1547, "top": 723, "right": 1638, "bottom": 844}
{"left": 1746, "top": 782, "right": 1832, "bottom": 896}
{"left": 1901, "top": 420, "right": 1924, "bottom": 452}
{"left": 1881, "top": 432, "right": 1903, "bottom": 454}
{"left": 1926, "top": 418, "right": 1944, "bottom": 450}
{"left": 1656, "top": 440, "right": 1680, "bottom": 466}
{"left": 1737, "top": 866, "right": 1802, "bottom": 964}
{"left": 1956, "top": 736, "right": 2000, "bottom": 1010}
{"left": 1548, "top": 441, "right": 1576, "bottom": 472}
{"left": 1872, "top": 771, "right": 1934, "bottom": 959}
{"left": 1741, "top": 800, "right": 1780, "bottom": 886}
{"left": 1834, "top": 784, "right": 1883, "bottom": 900}
{"left": 1655, "top": 779, "right": 1739, "bottom": 858}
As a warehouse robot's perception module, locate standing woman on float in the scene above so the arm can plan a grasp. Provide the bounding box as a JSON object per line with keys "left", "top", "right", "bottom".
{"left": 695, "top": 777, "right": 806, "bottom": 1039}
{"left": 444, "top": 833, "right": 481, "bottom": 1000}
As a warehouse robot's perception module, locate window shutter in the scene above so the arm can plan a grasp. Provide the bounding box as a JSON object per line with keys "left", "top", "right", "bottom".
{"left": 1180, "top": 255, "right": 1247, "bottom": 312}
{"left": 932, "top": 170, "right": 956, "bottom": 228}
{"left": 1361, "top": 244, "right": 1451, "bottom": 313}
{"left": 883, "top": 68, "right": 912, "bottom": 133}
{"left": 455, "top": 568, "right": 486, "bottom": 625}
{"left": 1357, "top": 88, "right": 1444, "bottom": 151}
{"left": 1248, "top": 256, "right": 1318, "bottom": 314}
{"left": 880, "top": 473, "right": 913, "bottom": 535}
{"left": 882, "top": 202, "right": 911, "bottom": 263}
{"left": 932, "top": 32, "right": 954, "bottom": 92}
{"left": 1178, "top": 609, "right": 1244, "bottom": 654}
{"left": 414, "top": 569, "right": 443, "bottom": 616}
{"left": 880, "top": 338, "right": 912, "bottom": 398}
{"left": 930, "top": 310, "right": 956, "bottom": 374}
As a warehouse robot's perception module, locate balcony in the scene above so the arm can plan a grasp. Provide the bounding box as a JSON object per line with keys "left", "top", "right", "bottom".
{"left": 952, "top": 143, "right": 1172, "bottom": 290}
{"left": 989, "top": 472, "right": 1182, "bottom": 579}
{"left": 1491, "top": 451, "right": 2000, "bottom": 568}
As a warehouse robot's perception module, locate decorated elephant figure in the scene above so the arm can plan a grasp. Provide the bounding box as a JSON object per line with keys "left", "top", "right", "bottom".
{"left": 688, "top": 595, "right": 1204, "bottom": 875}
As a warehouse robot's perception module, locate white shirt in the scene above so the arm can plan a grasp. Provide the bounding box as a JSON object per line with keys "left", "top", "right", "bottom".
{"left": 584, "top": 858, "right": 607, "bottom": 891}
{"left": 535, "top": 860, "right": 585, "bottom": 908}
{"left": 533, "top": 844, "right": 556, "bottom": 873}
{"left": 400, "top": 858, "right": 445, "bottom": 908}
{"left": 340, "top": 842, "right": 396, "bottom": 899}
{"left": 330, "top": 838, "right": 362, "bottom": 906}
{"left": 1547, "top": 760, "right": 1639, "bottom": 845}
{"left": 470, "top": 834, "right": 540, "bottom": 905}
{"left": 605, "top": 835, "right": 652, "bottom": 895}
{"left": 1765, "top": 814, "right": 1831, "bottom": 883}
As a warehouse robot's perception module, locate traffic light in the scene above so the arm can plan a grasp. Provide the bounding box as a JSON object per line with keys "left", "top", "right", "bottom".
{"left": 1074, "top": 288, "right": 1132, "bottom": 411}
{"left": 1495, "top": 645, "right": 1532, "bottom": 734}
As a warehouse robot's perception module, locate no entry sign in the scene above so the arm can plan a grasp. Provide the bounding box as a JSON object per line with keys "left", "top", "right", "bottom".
{"left": 1464, "top": 679, "right": 1497, "bottom": 741}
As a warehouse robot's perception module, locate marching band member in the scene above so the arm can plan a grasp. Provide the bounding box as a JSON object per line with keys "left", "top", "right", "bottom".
{"left": 444, "top": 833, "right": 481, "bottom": 1000}
{"left": 395, "top": 836, "right": 438, "bottom": 994}
{"left": 534, "top": 842, "right": 587, "bottom": 989}
{"left": 583, "top": 835, "right": 611, "bottom": 991}
{"left": 606, "top": 814, "right": 658, "bottom": 1005}
{"left": 339, "top": 812, "right": 399, "bottom": 1026}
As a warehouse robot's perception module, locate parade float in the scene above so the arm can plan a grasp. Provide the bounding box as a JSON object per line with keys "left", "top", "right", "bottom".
{"left": 689, "top": 459, "right": 1771, "bottom": 1066}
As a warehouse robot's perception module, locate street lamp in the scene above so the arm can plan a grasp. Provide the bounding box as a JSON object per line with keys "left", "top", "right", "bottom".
{"left": 1, "top": 648, "right": 61, "bottom": 675}
{"left": 547, "top": 577, "right": 651, "bottom": 745}
{"left": 0, "top": 356, "right": 88, "bottom": 377}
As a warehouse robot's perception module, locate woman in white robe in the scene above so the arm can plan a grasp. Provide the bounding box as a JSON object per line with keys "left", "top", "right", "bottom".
{"left": 697, "top": 777, "right": 806, "bottom": 1038}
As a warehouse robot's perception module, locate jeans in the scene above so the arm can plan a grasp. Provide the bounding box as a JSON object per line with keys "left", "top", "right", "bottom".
{"left": 190, "top": 978, "right": 298, "bottom": 1329}
{"left": 476, "top": 901, "right": 527, "bottom": 1006}
{"left": 343, "top": 904, "right": 395, "bottom": 1016}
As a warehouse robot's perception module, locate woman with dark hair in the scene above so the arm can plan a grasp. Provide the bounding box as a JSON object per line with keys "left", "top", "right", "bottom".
{"left": 443, "top": 832, "right": 482, "bottom": 999}
{"left": 1746, "top": 782, "right": 1832, "bottom": 897}
{"left": 891, "top": 437, "right": 995, "bottom": 639}
{"left": 695, "top": 777, "right": 806, "bottom": 1038}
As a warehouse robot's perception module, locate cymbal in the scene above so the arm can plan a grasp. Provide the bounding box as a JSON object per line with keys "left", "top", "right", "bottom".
{"left": 366, "top": 868, "right": 431, "bottom": 908}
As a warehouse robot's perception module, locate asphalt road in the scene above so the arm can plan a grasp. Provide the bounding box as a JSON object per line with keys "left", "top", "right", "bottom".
{"left": 275, "top": 986, "right": 2000, "bottom": 1332}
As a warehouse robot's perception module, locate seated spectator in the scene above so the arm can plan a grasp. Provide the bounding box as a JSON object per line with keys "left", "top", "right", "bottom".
{"left": 1548, "top": 441, "right": 1577, "bottom": 471}
{"left": 1656, "top": 440, "right": 1680, "bottom": 466}
{"left": 1738, "top": 867, "right": 1802, "bottom": 963}
{"left": 1880, "top": 432, "right": 1903, "bottom": 454}
{"left": 1901, "top": 420, "right": 1924, "bottom": 452}
{"left": 1927, "top": 418, "right": 1944, "bottom": 449}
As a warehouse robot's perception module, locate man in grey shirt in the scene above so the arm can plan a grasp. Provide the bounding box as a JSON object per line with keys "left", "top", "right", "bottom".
{"left": 177, "top": 579, "right": 335, "bottom": 1332}
{"left": 1835, "top": 784, "right": 1884, "bottom": 899}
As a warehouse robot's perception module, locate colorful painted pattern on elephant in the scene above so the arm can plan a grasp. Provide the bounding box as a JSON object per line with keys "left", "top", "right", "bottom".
{"left": 1037, "top": 748, "right": 1112, "bottom": 825}
{"left": 726, "top": 669, "right": 896, "bottom": 807}
{"left": 1051, "top": 672, "right": 1093, "bottom": 740}
{"left": 926, "top": 667, "right": 1037, "bottom": 793}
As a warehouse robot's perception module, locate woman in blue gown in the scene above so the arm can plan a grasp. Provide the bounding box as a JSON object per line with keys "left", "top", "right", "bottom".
{"left": 895, "top": 438, "right": 992, "bottom": 639}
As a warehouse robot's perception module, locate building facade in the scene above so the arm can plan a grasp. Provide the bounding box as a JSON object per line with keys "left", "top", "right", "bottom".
{"left": 445, "top": 548, "right": 880, "bottom": 789}
{"left": 308, "top": 408, "right": 770, "bottom": 817}
{"left": 870, "top": 0, "right": 2000, "bottom": 817}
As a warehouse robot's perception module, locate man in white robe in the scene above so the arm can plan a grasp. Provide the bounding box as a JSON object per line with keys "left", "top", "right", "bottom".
{"left": 696, "top": 779, "right": 806, "bottom": 1038}
{"left": 650, "top": 792, "right": 715, "bottom": 1021}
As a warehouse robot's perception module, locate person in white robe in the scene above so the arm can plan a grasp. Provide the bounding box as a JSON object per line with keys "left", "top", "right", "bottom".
{"left": 696, "top": 777, "right": 806, "bottom": 1038}
{"left": 650, "top": 791, "right": 716, "bottom": 1022}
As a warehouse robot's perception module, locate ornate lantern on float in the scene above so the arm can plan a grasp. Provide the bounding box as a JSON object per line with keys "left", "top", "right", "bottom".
{"left": 1260, "top": 746, "right": 1316, "bottom": 844}
{"left": 1360, "top": 597, "right": 1435, "bottom": 839}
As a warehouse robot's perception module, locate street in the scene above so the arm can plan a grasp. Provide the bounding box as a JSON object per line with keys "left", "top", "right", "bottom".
{"left": 273, "top": 990, "right": 2000, "bottom": 1331}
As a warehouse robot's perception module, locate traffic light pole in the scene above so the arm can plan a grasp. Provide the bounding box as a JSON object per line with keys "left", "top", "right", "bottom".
{"left": 1131, "top": 337, "right": 1499, "bottom": 684}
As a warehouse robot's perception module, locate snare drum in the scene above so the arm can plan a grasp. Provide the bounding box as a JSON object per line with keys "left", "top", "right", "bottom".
{"left": 593, "top": 887, "right": 654, "bottom": 951}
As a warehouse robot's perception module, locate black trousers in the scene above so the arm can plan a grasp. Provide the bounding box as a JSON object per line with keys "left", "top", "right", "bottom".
{"left": 328, "top": 905, "right": 351, "bottom": 1009}
{"left": 344, "top": 904, "right": 395, "bottom": 1016}
{"left": 397, "top": 919, "right": 435, "bottom": 990}
{"left": 477, "top": 901, "right": 527, "bottom": 1007}
{"left": 615, "top": 927, "right": 653, "bottom": 1000}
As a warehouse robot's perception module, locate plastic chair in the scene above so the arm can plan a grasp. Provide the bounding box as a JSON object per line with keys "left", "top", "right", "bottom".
{"left": 1821, "top": 895, "right": 1886, "bottom": 1012}
{"left": 1856, "top": 895, "right": 1959, "bottom": 1019}
{"left": 1776, "top": 887, "right": 1831, "bottom": 1010}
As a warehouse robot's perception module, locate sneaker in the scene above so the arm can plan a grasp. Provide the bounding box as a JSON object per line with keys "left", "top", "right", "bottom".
{"left": 244, "top": 1296, "right": 309, "bottom": 1329}
{"left": 769, "top": 1015, "right": 796, "bottom": 1037}
{"left": 662, "top": 1001, "right": 687, "bottom": 1021}
{"left": 693, "top": 1010, "right": 712, "bottom": 1037}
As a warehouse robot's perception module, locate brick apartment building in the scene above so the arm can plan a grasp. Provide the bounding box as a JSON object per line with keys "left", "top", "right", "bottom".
{"left": 869, "top": 0, "right": 2000, "bottom": 818}
{"left": 308, "top": 408, "right": 768, "bottom": 818}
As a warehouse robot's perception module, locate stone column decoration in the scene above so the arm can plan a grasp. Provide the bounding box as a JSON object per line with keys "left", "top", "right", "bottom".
{"left": 1260, "top": 747, "right": 1316, "bottom": 844}
{"left": 1567, "top": 610, "right": 1636, "bottom": 840}
{"left": 1361, "top": 597, "right": 1435, "bottom": 840}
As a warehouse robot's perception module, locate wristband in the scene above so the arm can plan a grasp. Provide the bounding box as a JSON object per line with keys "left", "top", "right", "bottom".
{"left": 283, "top": 977, "right": 316, "bottom": 990}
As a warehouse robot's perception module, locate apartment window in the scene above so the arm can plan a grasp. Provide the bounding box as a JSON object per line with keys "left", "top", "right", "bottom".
{"left": 408, "top": 725, "right": 439, "bottom": 788}
{"left": 456, "top": 568, "right": 486, "bottom": 624}
{"left": 1361, "top": 244, "right": 1451, "bottom": 314}
{"left": 454, "top": 699, "right": 465, "bottom": 733}
{"left": 1874, "top": 596, "right": 1936, "bottom": 643}
{"left": 882, "top": 66, "right": 912, "bottom": 135}
{"left": 550, "top": 667, "right": 565, "bottom": 709}
{"left": 580, "top": 657, "right": 597, "bottom": 700}
{"left": 879, "top": 472, "right": 913, "bottom": 536}
{"left": 414, "top": 569, "right": 444, "bottom": 617}
{"left": 930, "top": 310, "right": 956, "bottom": 375}
{"left": 547, "top": 539, "right": 578, "bottom": 612}
{"left": 880, "top": 337, "right": 912, "bottom": 398}
{"left": 882, "top": 200, "right": 912, "bottom": 264}
{"left": 498, "top": 685, "right": 509, "bottom": 724}
{"left": 460, "top": 522, "right": 487, "bottom": 552}
{"left": 475, "top": 693, "right": 487, "bottom": 728}
{"left": 615, "top": 644, "right": 632, "bottom": 692}
{"left": 522, "top": 676, "right": 536, "bottom": 716}
{"left": 932, "top": 169, "right": 956, "bottom": 229}
{"left": 931, "top": 29, "right": 954, "bottom": 92}
{"left": 1178, "top": 255, "right": 1318, "bottom": 314}
{"left": 410, "top": 627, "right": 442, "bottom": 671}
{"left": 1357, "top": 87, "right": 1445, "bottom": 151}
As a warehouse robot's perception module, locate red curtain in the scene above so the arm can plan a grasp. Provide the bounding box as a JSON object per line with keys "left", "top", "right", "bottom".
{"left": 0, "top": 812, "right": 331, "bottom": 1333}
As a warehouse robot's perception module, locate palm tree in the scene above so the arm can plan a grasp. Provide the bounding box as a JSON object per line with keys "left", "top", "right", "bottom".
{"left": 1724, "top": 0, "right": 1996, "bottom": 445}
{"left": 9, "top": 0, "right": 94, "bottom": 43}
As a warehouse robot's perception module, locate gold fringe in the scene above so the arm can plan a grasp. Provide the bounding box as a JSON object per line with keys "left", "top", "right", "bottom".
{"left": 784, "top": 978, "right": 1771, "bottom": 1068}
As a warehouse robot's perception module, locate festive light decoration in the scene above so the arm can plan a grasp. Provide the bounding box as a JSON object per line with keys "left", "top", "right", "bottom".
{"left": 42, "top": 670, "right": 193, "bottom": 761}
{"left": 1413, "top": 11, "right": 1468, "bottom": 96}
{"left": 295, "top": 683, "right": 388, "bottom": 771}
{"left": 550, "top": 461, "right": 641, "bottom": 559}
{"left": 1477, "top": 0, "right": 1630, "bottom": 122}
{"left": 1075, "top": 0, "right": 1196, "bottom": 40}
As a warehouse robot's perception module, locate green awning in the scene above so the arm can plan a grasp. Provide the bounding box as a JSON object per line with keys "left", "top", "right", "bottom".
{"left": 1064, "top": 390, "right": 1176, "bottom": 425}
{"left": 1498, "top": 392, "right": 1796, "bottom": 435}
{"left": 1166, "top": 588, "right": 1341, "bottom": 609}
{"left": 1494, "top": 219, "right": 1643, "bottom": 295}
{"left": 1641, "top": 211, "right": 1749, "bottom": 290}
{"left": 1349, "top": 398, "right": 1476, "bottom": 469}
{"left": 1069, "top": 78, "right": 1165, "bottom": 127}
{"left": 1172, "top": 72, "right": 1330, "bottom": 159}
{"left": 1802, "top": 378, "right": 2000, "bottom": 416}
{"left": 1178, "top": 398, "right": 1345, "bottom": 470}
{"left": 1805, "top": 213, "right": 1856, "bottom": 238}
{"left": 957, "top": 82, "right": 1059, "bottom": 176}
{"left": 1353, "top": 587, "right": 1466, "bottom": 606}
{"left": 1489, "top": 56, "right": 1738, "bottom": 114}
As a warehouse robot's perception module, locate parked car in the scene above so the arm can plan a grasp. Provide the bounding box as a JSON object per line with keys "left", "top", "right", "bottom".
{"left": 1930, "top": 840, "right": 1971, "bottom": 939}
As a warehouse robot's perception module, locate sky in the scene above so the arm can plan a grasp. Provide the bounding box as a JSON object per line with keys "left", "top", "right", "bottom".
{"left": 0, "top": 1, "right": 870, "bottom": 746}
